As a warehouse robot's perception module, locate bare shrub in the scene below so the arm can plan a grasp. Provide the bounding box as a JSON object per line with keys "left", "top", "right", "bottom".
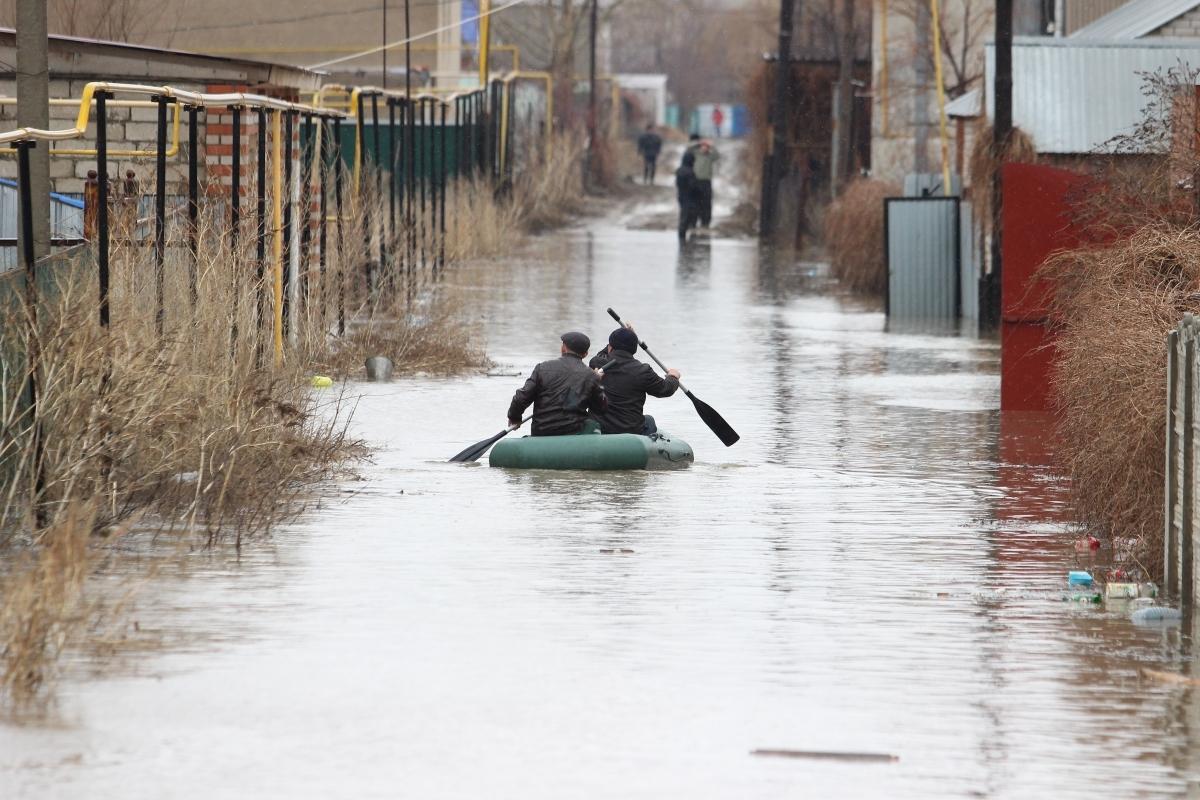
{"left": 823, "top": 178, "right": 899, "bottom": 296}
{"left": 1040, "top": 225, "right": 1200, "bottom": 575}
{"left": 968, "top": 121, "right": 1037, "bottom": 230}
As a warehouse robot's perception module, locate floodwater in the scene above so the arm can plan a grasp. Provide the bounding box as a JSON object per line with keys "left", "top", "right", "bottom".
{"left": 5, "top": 187, "right": 1200, "bottom": 799}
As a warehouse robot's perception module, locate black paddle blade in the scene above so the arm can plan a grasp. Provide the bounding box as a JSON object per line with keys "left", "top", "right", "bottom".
{"left": 449, "top": 429, "right": 510, "bottom": 463}
{"left": 686, "top": 390, "right": 740, "bottom": 447}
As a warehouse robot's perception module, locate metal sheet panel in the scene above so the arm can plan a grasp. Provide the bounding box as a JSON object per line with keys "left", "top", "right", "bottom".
{"left": 886, "top": 197, "right": 960, "bottom": 321}
{"left": 986, "top": 38, "right": 1200, "bottom": 154}
{"left": 959, "top": 201, "right": 978, "bottom": 321}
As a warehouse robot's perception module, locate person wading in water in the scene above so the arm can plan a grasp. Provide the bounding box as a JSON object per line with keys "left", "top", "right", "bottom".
{"left": 676, "top": 151, "right": 702, "bottom": 244}
{"left": 636, "top": 124, "right": 663, "bottom": 185}
{"left": 588, "top": 325, "right": 680, "bottom": 435}
{"left": 508, "top": 332, "right": 608, "bottom": 436}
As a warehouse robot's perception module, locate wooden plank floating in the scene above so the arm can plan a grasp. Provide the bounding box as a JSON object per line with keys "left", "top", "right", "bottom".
{"left": 751, "top": 749, "right": 899, "bottom": 763}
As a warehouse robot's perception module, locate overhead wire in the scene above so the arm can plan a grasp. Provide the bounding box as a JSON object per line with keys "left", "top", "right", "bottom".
{"left": 306, "top": 0, "right": 532, "bottom": 70}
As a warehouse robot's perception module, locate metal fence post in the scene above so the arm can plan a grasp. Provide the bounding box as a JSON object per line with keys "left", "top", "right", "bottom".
{"left": 283, "top": 110, "right": 293, "bottom": 339}
{"left": 153, "top": 94, "right": 172, "bottom": 338}
{"left": 318, "top": 117, "right": 330, "bottom": 330}
{"left": 388, "top": 97, "right": 397, "bottom": 294}
{"left": 14, "top": 140, "right": 45, "bottom": 523}
{"left": 255, "top": 107, "right": 268, "bottom": 365}
{"left": 231, "top": 105, "right": 242, "bottom": 352}
{"left": 187, "top": 104, "right": 200, "bottom": 311}
{"left": 371, "top": 93, "right": 381, "bottom": 297}
{"left": 299, "top": 113, "right": 314, "bottom": 314}
{"left": 334, "top": 116, "right": 346, "bottom": 336}
{"left": 96, "top": 90, "right": 111, "bottom": 328}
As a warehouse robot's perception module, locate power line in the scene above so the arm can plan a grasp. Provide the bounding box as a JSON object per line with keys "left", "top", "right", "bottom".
{"left": 307, "top": 0, "right": 533, "bottom": 70}
{"left": 149, "top": 0, "right": 455, "bottom": 36}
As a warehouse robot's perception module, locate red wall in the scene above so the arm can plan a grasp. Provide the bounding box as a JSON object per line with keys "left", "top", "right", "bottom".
{"left": 1000, "top": 163, "right": 1090, "bottom": 411}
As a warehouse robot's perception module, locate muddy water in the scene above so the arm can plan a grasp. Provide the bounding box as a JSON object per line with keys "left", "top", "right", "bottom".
{"left": 5, "top": 208, "right": 1200, "bottom": 798}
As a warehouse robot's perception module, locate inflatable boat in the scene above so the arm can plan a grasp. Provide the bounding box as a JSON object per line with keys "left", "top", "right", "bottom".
{"left": 489, "top": 431, "right": 693, "bottom": 471}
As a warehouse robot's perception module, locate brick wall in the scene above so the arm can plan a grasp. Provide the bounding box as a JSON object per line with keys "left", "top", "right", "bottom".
{"left": 0, "top": 79, "right": 302, "bottom": 205}
{"left": 1152, "top": 7, "right": 1200, "bottom": 37}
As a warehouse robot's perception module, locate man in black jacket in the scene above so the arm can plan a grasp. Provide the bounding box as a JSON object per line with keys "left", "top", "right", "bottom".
{"left": 675, "top": 151, "right": 702, "bottom": 244}
{"left": 588, "top": 326, "right": 680, "bottom": 435}
{"left": 508, "top": 332, "right": 608, "bottom": 436}
{"left": 636, "top": 124, "right": 663, "bottom": 185}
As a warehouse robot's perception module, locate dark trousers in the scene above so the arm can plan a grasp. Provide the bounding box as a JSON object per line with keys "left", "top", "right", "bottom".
{"left": 678, "top": 202, "right": 699, "bottom": 241}
{"left": 642, "top": 156, "right": 658, "bottom": 184}
{"left": 697, "top": 180, "right": 713, "bottom": 227}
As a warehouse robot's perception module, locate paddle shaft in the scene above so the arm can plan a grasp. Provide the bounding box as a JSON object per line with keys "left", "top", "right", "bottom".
{"left": 606, "top": 309, "right": 689, "bottom": 392}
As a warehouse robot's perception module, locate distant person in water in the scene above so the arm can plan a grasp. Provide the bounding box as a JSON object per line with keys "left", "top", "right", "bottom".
{"left": 508, "top": 332, "right": 607, "bottom": 436}
{"left": 687, "top": 134, "right": 720, "bottom": 228}
{"left": 636, "top": 124, "right": 663, "bottom": 185}
{"left": 675, "top": 151, "right": 702, "bottom": 244}
{"left": 589, "top": 325, "right": 680, "bottom": 436}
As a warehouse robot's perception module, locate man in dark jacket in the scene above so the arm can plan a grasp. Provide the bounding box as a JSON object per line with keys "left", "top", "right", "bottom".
{"left": 636, "top": 124, "right": 663, "bottom": 185}
{"left": 675, "top": 151, "right": 702, "bottom": 244}
{"left": 508, "top": 331, "right": 608, "bottom": 436}
{"left": 588, "top": 326, "right": 680, "bottom": 435}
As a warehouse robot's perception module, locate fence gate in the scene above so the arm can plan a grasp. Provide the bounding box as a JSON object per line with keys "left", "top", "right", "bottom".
{"left": 885, "top": 197, "right": 961, "bottom": 321}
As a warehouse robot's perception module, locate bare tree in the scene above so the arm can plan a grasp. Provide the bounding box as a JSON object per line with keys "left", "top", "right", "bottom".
{"left": 49, "top": 0, "right": 170, "bottom": 44}
{"left": 892, "top": 0, "right": 992, "bottom": 98}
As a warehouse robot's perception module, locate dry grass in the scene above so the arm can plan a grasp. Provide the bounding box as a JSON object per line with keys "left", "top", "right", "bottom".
{"left": 318, "top": 290, "right": 489, "bottom": 378}
{"left": 0, "top": 131, "right": 590, "bottom": 713}
{"left": 823, "top": 178, "right": 899, "bottom": 296}
{"left": 968, "top": 122, "right": 1038, "bottom": 230}
{"left": 1039, "top": 225, "right": 1200, "bottom": 575}
{"left": 0, "top": 502, "right": 93, "bottom": 711}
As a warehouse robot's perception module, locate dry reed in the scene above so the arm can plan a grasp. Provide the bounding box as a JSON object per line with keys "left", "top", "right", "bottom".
{"left": 0, "top": 130, "right": 590, "bottom": 711}
{"left": 1040, "top": 225, "right": 1200, "bottom": 575}
{"left": 968, "top": 121, "right": 1037, "bottom": 230}
{"left": 823, "top": 178, "right": 899, "bottom": 296}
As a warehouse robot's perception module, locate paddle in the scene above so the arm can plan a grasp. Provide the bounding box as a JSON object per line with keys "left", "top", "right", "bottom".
{"left": 449, "top": 415, "right": 531, "bottom": 463}
{"left": 607, "top": 307, "right": 740, "bottom": 446}
{"left": 449, "top": 358, "right": 622, "bottom": 463}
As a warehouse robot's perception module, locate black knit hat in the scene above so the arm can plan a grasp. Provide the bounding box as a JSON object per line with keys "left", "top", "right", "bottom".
{"left": 560, "top": 331, "right": 590, "bottom": 355}
{"left": 609, "top": 327, "right": 639, "bottom": 354}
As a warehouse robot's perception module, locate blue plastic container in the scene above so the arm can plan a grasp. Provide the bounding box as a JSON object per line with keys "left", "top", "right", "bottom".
{"left": 1068, "top": 570, "right": 1093, "bottom": 586}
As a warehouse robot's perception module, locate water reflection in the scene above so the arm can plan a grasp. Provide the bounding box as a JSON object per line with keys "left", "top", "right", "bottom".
{"left": 6, "top": 221, "right": 1200, "bottom": 799}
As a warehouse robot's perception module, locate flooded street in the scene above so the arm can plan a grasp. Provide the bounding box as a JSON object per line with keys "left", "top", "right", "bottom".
{"left": 4, "top": 200, "right": 1200, "bottom": 798}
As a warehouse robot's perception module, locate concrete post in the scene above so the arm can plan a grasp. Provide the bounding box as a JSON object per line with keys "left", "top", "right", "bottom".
{"left": 16, "top": 0, "right": 50, "bottom": 265}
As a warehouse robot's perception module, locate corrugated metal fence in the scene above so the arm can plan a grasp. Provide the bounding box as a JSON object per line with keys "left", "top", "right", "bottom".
{"left": 1164, "top": 314, "right": 1200, "bottom": 601}
{"left": 885, "top": 197, "right": 961, "bottom": 320}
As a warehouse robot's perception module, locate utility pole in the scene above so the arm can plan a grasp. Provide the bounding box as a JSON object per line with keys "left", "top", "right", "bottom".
{"left": 984, "top": 0, "right": 1012, "bottom": 331}
{"left": 759, "top": 0, "right": 796, "bottom": 242}
{"left": 382, "top": 1, "right": 388, "bottom": 89}
{"left": 586, "top": 0, "right": 598, "bottom": 192}
{"left": 16, "top": 0, "right": 50, "bottom": 266}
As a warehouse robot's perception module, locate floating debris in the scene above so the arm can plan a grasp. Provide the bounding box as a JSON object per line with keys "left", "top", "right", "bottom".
{"left": 751, "top": 749, "right": 898, "bottom": 763}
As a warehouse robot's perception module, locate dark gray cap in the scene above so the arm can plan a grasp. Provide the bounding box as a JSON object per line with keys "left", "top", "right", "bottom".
{"left": 560, "top": 331, "right": 590, "bottom": 355}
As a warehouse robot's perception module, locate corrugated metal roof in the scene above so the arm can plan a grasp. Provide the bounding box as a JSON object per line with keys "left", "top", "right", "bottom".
{"left": 1070, "top": 0, "right": 1200, "bottom": 39}
{"left": 945, "top": 89, "right": 981, "bottom": 118}
{"left": 985, "top": 37, "right": 1200, "bottom": 153}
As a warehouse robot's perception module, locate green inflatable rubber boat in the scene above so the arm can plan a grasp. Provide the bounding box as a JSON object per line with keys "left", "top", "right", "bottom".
{"left": 489, "top": 431, "right": 694, "bottom": 471}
